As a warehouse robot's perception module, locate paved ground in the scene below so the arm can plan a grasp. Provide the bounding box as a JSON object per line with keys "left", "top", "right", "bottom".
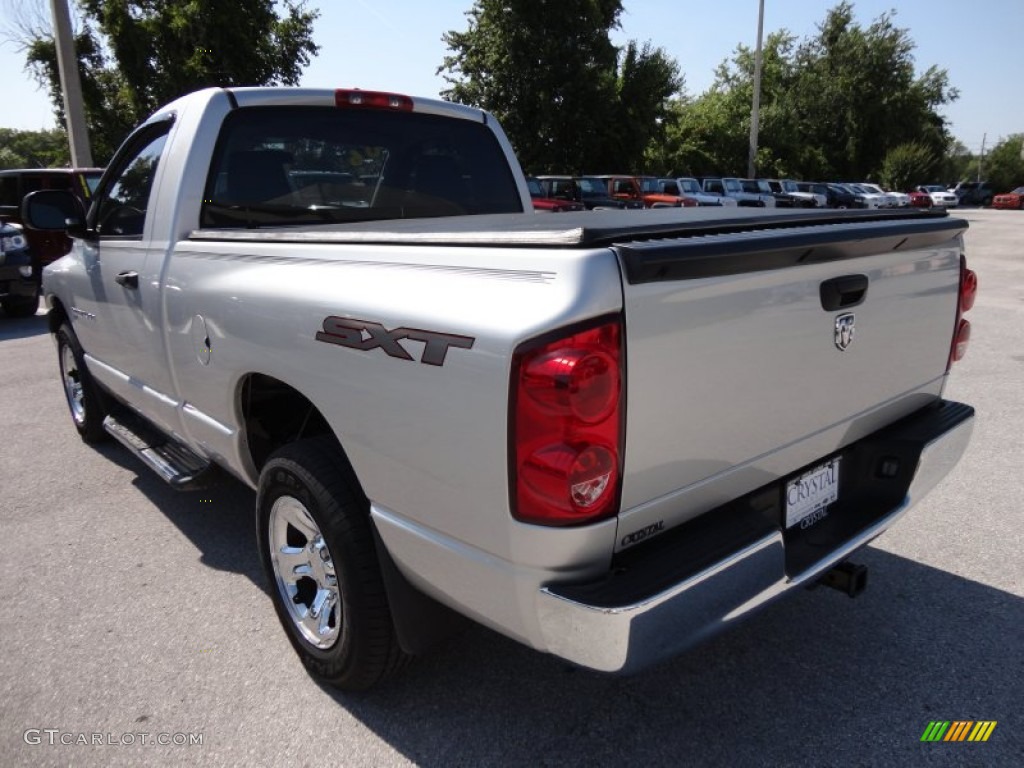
{"left": 1, "top": 208, "right": 1021, "bottom": 767}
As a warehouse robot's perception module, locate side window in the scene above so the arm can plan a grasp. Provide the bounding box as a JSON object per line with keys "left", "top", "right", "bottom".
{"left": 94, "top": 128, "right": 170, "bottom": 239}
{"left": 0, "top": 175, "right": 19, "bottom": 209}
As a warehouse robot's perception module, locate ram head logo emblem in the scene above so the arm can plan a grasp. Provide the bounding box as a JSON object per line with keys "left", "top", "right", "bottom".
{"left": 834, "top": 313, "right": 856, "bottom": 351}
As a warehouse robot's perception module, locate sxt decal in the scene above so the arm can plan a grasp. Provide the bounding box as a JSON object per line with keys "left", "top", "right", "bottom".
{"left": 316, "top": 316, "right": 475, "bottom": 366}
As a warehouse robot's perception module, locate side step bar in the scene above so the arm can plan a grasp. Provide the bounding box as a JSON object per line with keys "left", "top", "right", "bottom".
{"left": 103, "top": 412, "right": 211, "bottom": 489}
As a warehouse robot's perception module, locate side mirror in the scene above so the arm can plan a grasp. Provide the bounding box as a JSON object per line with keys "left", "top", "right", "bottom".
{"left": 21, "top": 189, "right": 89, "bottom": 239}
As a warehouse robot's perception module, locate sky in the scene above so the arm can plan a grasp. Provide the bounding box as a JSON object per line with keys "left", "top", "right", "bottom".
{"left": 1, "top": 0, "right": 1021, "bottom": 155}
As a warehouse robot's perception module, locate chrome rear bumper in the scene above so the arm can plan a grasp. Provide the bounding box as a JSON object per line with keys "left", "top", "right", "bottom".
{"left": 536, "top": 401, "right": 974, "bottom": 673}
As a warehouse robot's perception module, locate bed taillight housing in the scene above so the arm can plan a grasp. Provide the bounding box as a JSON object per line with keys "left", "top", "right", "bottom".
{"left": 510, "top": 316, "right": 625, "bottom": 526}
{"left": 948, "top": 254, "right": 977, "bottom": 369}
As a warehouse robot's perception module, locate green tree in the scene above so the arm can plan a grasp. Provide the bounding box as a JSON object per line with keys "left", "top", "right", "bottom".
{"left": 654, "top": 2, "right": 958, "bottom": 182}
{"left": 879, "top": 141, "right": 940, "bottom": 191}
{"left": 25, "top": 1, "right": 319, "bottom": 164}
{"left": 939, "top": 140, "right": 974, "bottom": 186}
{"left": 787, "top": 2, "right": 957, "bottom": 181}
{"left": 979, "top": 134, "right": 1024, "bottom": 192}
{"left": 439, "top": 0, "right": 682, "bottom": 173}
{"left": 653, "top": 31, "right": 799, "bottom": 178}
{"left": 0, "top": 128, "right": 71, "bottom": 169}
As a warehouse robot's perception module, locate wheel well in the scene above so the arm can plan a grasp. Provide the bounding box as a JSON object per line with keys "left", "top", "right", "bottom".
{"left": 240, "top": 374, "right": 339, "bottom": 473}
{"left": 48, "top": 297, "right": 68, "bottom": 334}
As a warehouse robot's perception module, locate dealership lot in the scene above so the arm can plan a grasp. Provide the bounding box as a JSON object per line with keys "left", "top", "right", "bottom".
{"left": 1, "top": 208, "right": 1021, "bottom": 767}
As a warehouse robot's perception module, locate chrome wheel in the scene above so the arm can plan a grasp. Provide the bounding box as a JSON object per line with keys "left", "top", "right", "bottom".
{"left": 268, "top": 496, "right": 340, "bottom": 649}
{"left": 60, "top": 342, "right": 86, "bottom": 426}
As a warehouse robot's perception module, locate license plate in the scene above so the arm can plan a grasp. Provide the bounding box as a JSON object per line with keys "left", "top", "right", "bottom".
{"left": 785, "top": 457, "right": 841, "bottom": 529}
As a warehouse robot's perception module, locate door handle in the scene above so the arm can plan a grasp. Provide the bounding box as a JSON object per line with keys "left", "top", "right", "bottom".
{"left": 820, "top": 274, "right": 868, "bottom": 311}
{"left": 115, "top": 271, "right": 139, "bottom": 289}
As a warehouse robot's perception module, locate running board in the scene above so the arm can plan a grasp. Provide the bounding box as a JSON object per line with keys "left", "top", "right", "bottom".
{"left": 103, "top": 413, "right": 211, "bottom": 489}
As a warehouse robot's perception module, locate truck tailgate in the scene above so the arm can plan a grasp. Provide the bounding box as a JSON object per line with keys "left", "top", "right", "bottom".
{"left": 614, "top": 214, "right": 967, "bottom": 549}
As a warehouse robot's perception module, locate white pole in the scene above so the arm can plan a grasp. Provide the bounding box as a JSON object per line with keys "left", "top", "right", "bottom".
{"left": 51, "top": 0, "right": 93, "bottom": 167}
{"left": 747, "top": 0, "right": 765, "bottom": 179}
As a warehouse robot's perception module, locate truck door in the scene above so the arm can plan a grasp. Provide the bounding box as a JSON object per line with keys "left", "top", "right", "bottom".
{"left": 70, "top": 118, "right": 179, "bottom": 431}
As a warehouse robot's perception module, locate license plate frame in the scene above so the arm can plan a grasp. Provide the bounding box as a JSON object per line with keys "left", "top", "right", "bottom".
{"left": 785, "top": 457, "right": 841, "bottom": 529}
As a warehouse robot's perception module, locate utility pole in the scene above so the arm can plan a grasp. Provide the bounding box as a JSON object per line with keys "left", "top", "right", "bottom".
{"left": 977, "top": 133, "right": 986, "bottom": 182}
{"left": 747, "top": 0, "right": 765, "bottom": 179}
{"left": 51, "top": 0, "right": 93, "bottom": 167}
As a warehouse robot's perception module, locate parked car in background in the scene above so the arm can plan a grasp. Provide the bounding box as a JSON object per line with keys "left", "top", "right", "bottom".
{"left": 992, "top": 186, "right": 1024, "bottom": 210}
{"left": 593, "top": 175, "right": 696, "bottom": 208}
{"left": 702, "top": 177, "right": 776, "bottom": 207}
{"left": 525, "top": 177, "right": 586, "bottom": 212}
{"left": 908, "top": 189, "right": 933, "bottom": 208}
{"left": 764, "top": 180, "right": 801, "bottom": 207}
{"left": 856, "top": 183, "right": 904, "bottom": 208}
{"left": 743, "top": 178, "right": 792, "bottom": 207}
{"left": 0, "top": 221, "right": 37, "bottom": 317}
{"left": 769, "top": 179, "right": 824, "bottom": 208}
{"left": 0, "top": 167, "right": 101, "bottom": 317}
{"left": 0, "top": 167, "right": 103, "bottom": 269}
{"left": 845, "top": 183, "right": 886, "bottom": 209}
{"left": 915, "top": 185, "right": 958, "bottom": 208}
{"left": 888, "top": 190, "right": 912, "bottom": 207}
{"left": 659, "top": 177, "right": 738, "bottom": 207}
{"left": 949, "top": 181, "right": 996, "bottom": 207}
{"left": 534, "top": 175, "right": 639, "bottom": 210}
{"left": 822, "top": 183, "right": 863, "bottom": 208}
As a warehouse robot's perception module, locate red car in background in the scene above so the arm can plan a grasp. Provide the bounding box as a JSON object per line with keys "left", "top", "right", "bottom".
{"left": 0, "top": 167, "right": 103, "bottom": 266}
{"left": 908, "top": 189, "right": 933, "bottom": 208}
{"left": 593, "top": 174, "right": 698, "bottom": 208}
{"left": 526, "top": 177, "right": 586, "bottom": 212}
{"left": 992, "top": 186, "right": 1024, "bottom": 210}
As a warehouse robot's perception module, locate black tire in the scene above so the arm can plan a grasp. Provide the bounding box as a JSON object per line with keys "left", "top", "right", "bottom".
{"left": 256, "top": 437, "right": 410, "bottom": 691}
{"left": 1, "top": 294, "right": 39, "bottom": 318}
{"left": 56, "top": 322, "right": 109, "bottom": 442}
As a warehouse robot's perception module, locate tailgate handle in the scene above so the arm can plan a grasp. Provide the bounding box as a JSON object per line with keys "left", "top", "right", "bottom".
{"left": 820, "top": 275, "right": 868, "bottom": 311}
{"left": 115, "top": 271, "right": 139, "bottom": 289}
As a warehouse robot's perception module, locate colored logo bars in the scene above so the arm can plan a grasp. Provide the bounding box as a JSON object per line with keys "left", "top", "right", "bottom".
{"left": 920, "top": 721, "right": 997, "bottom": 742}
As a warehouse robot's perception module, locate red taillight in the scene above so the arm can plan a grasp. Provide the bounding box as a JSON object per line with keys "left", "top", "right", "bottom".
{"left": 960, "top": 266, "right": 977, "bottom": 312}
{"left": 948, "top": 254, "right": 977, "bottom": 369}
{"left": 511, "top": 317, "right": 624, "bottom": 525}
{"left": 335, "top": 89, "right": 413, "bottom": 111}
{"left": 952, "top": 319, "right": 971, "bottom": 362}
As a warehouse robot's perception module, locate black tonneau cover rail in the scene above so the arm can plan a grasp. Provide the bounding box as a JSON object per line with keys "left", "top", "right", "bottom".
{"left": 189, "top": 207, "right": 962, "bottom": 260}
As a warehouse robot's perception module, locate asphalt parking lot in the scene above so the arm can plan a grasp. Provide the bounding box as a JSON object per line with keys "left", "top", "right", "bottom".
{"left": 1, "top": 208, "right": 1022, "bottom": 767}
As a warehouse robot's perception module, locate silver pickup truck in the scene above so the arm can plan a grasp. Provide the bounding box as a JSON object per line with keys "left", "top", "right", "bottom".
{"left": 24, "top": 87, "right": 977, "bottom": 691}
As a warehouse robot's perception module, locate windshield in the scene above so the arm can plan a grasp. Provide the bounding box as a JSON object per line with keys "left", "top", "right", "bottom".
{"left": 638, "top": 177, "right": 661, "bottom": 194}
{"left": 202, "top": 106, "right": 523, "bottom": 228}
{"left": 675, "top": 178, "right": 700, "bottom": 194}
{"left": 577, "top": 177, "right": 608, "bottom": 197}
{"left": 861, "top": 184, "right": 885, "bottom": 194}
{"left": 723, "top": 179, "right": 741, "bottom": 193}
{"left": 781, "top": 180, "right": 800, "bottom": 193}
{"left": 81, "top": 172, "right": 102, "bottom": 196}
{"left": 740, "top": 179, "right": 770, "bottom": 194}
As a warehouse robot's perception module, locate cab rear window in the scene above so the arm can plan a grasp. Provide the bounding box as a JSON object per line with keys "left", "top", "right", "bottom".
{"left": 201, "top": 106, "right": 523, "bottom": 228}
